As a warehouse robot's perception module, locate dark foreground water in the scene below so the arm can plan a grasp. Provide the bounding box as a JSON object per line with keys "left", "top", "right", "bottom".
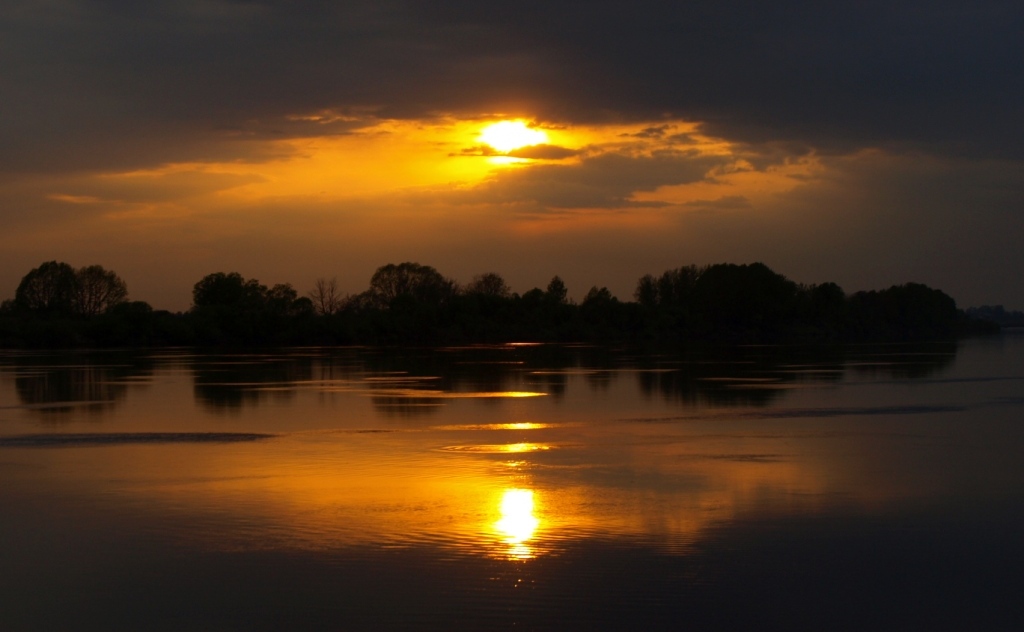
{"left": 2, "top": 335, "right": 1023, "bottom": 630}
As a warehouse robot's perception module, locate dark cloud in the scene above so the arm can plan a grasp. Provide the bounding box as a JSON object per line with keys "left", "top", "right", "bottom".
{"left": 3, "top": 0, "right": 1021, "bottom": 175}
{"left": 455, "top": 144, "right": 578, "bottom": 160}
{"left": 453, "top": 145, "right": 503, "bottom": 157}
{"left": 622, "top": 126, "right": 673, "bottom": 140}
{"left": 413, "top": 1, "right": 1024, "bottom": 156}
{"left": 507, "top": 144, "right": 579, "bottom": 160}
{"left": 448, "top": 150, "right": 729, "bottom": 210}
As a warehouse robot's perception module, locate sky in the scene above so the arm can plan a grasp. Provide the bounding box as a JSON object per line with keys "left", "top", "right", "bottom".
{"left": 2, "top": 0, "right": 1022, "bottom": 312}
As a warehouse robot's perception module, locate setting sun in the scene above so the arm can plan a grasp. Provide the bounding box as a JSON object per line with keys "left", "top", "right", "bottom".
{"left": 479, "top": 120, "right": 548, "bottom": 152}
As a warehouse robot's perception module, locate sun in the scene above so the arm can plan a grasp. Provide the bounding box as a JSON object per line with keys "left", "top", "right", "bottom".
{"left": 479, "top": 121, "right": 548, "bottom": 153}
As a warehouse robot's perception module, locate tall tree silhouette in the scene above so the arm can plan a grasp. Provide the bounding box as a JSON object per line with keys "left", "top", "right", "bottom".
{"left": 15, "top": 261, "right": 79, "bottom": 316}
{"left": 367, "top": 262, "right": 457, "bottom": 308}
{"left": 75, "top": 265, "right": 128, "bottom": 316}
{"left": 465, "top": 272, "right": 511, "bottom": 298}
{"left": 192, "top": 272, "right": 266, "bottom": 310}
{"left": 308, "top": 277, "right": 344, "bottom": 315}
{"left": 546, "top": 276, "right": 568, "bottom": 304}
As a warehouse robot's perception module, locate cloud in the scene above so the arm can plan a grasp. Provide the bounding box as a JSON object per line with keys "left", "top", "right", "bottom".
{"left": 454, "top": 144, "right": 578, "bottom": 161}
{"left": 507, "top": 144, "right": 579, "bottom": 160}
{"left": 48, "top": 194, "right": 103, "bottom": 205}
{"left": 411, "top": 2, "right": 1024, "bottom": 156}
{"left": 622, "top": 125, "right": 674, "bottom": 140}
{"left": 448, "top": 150, "right": 731, "bottom": 211}
{"left": 682, "top": 196, "right": 751, "bottom": 212}
{"left": 67, "top": 169, "right": 266, "bottom": 205}
{"left": 3, "top": 0, "right": 1021, "bottom": 178}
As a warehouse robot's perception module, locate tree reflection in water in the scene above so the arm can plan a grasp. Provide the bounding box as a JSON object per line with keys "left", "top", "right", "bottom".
{"left": 1, "top": 343, "right": 960, "bottom": 422}
{"left": 8, "top": 351, "right": 153, "bottom": 420}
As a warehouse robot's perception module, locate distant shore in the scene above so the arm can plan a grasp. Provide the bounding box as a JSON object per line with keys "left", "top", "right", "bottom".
{"left": 1, "top": 260, "right": 1002, "bottom": 348}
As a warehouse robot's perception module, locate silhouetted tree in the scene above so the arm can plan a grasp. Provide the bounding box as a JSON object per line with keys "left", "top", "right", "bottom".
{"left": 265, "top": 284, "right": 314, "bottom": 331}
{"left": 266, "top": 283, "right": 298, "bottom": 312}
{"left": 13, "top": 261, "right": 130, "bottom": 319}
{"left": 634, "top": 264, "right": 706, "bottom": 337}
{"left": 190, "top": 272, "right": 293, "bottom": 344}
{"left": 88, "top": 301, "right": 159, "bottom": 346}
{"left": 582, "top": 286, "right": 614, "bottom": 305}
{"left": 0, "top": 258, "right": 985, "bottom": 348}
{"left": 660, "top": 265, "right": 703, "bottom": 307}
{"left": 466, "top": 272, "right": 511, "bottom": 298}
{"left": 847, "top": 282, "right": 959, "bottom": 339}
{"left": 15, "top": 261, "right": 79, "bottom": 316}
{"left": 367, "top": 262, "right": 457, "bottom": 308}
{"left": 690, "top": 263, "right": 800, "bottom": 340}
{"left": 308, "top": 277, "right": 344, "bottom": 315}
{"left": 546, "top": 276, "right": 568, "bottom": 304}
{"left": 580, "top": 286, "right": 629, "bottom": 337}
{"left": 635, "top": 274, "right": 659, "bottom": 308}
{"left": 75, "top": 265, "right": 128, "bottom": 316}
{"left": 192, "top": 272, "right": 266, "bottom": 310}
{"left": 801, "top": 282, "right": 847, "bottom": 337}
{"left": 635, "top": 265, "right": 704, "bottom": 309}
{"left": 451, "top": 272, "right": 517, "bottom": 341}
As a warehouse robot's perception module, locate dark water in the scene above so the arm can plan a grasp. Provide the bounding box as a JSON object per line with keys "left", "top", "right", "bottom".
{"left": 2, "top": 336, "right": 1023, "bottom": 630}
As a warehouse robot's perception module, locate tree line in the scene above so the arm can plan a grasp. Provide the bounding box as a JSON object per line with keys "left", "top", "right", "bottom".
{"left": 0, "top": 260, "right": 999, "bottom": 348}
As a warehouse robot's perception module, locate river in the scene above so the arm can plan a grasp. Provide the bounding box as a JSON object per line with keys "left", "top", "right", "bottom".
{"left": 2, "top": 335, "right": 1022, "bottom": 630}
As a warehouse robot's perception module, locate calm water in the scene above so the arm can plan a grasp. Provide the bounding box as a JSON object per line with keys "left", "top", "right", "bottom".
{"left": 2, "top": 336, "right": 1023, "bottom": 630}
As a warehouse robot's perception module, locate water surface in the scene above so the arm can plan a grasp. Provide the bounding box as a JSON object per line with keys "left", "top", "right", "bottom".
{"left": 2, "top": 337, "right": 1023, "bottom": 630}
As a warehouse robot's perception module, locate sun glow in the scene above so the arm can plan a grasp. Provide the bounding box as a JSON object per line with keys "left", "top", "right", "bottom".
{"left": 62, "top": 115, "right": 821, "bottom": 249}
{"left": 479, "top": 121, "right": 548, "bottom": 152}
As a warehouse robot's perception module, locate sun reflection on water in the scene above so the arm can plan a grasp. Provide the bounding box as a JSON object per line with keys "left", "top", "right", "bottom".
{"left": 494, "top": 488, "right": 540, "bottom": 560}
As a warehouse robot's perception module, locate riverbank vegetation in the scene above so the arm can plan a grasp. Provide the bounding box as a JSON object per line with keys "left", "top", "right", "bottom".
{"left": 0, "top": 260, "right": 1000, "bottom": 348}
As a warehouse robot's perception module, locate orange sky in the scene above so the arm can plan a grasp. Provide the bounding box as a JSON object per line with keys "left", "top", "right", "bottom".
{"left": 2, "top": 2, "right": 1022, "bottom": 311}
{"left": 0, "top": 115, "right": 886, "bottom": 310}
